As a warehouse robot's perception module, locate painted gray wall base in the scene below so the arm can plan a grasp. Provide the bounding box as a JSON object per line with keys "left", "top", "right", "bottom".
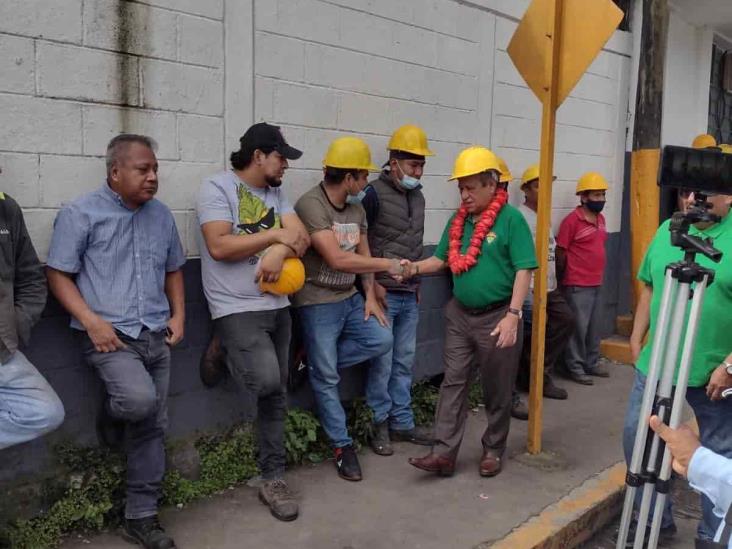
{"left": 1, "top": 237, "right": 626, "bottom": 518}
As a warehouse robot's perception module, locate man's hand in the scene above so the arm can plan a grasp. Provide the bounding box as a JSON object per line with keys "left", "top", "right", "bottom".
{"left": 649, "top": 415, "right": 701, "bottom": 477}
{"left": 706, "top": 364, "right": 732, "bottom": 401}
{"left": 256, "top": 246, "right": 287, "bottom": 284}
{"left": 166, "top": 314, "right": 185, "bottom": 346}
{"left": 84, "top": 314, "right": 125, "bottom": 353}
{"left": 275, "top": 227, "right": 310, "bottom": 257}
{"left": 386, "top": 258, "right": 405, "bottom": 282}
{"left": 373, "top": 282, "right": 388, "bottom": 310}
{"left": 491, "top": 313, "right": 519, "bottom": 348}
{"left": 364, "top": 295, "right": 389, "bottom": 328}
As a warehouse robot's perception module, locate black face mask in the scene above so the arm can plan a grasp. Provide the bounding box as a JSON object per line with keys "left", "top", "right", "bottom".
{"left": 585, "top": 200, "right": 606, "bottom": 213}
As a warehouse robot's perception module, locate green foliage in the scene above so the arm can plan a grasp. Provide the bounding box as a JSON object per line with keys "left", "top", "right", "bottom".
{"left": 468, "top": 381, "right": 483, "bottom": 410}
{"left": 345, "top": 398, "right": 374, "bottom": 450}
{"left": 411, "top": 382, "right": 439, "bottom": 426}
{"left": 284, "top": 409, "right": 329, "bottom": 465}
{"left": 3, "top": 445, "right": 124, "bottom": 549}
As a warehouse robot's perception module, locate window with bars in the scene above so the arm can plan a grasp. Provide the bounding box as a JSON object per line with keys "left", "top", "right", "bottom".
{"left": 708, "top": 43, "right": 732, "bottom": 144}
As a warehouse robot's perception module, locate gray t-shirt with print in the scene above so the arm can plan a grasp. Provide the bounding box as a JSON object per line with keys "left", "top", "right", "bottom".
{"left": 196, "top": 170, "right": 294, "bottom": 319}
{"left": 519, "top": 203, "right": 557, "bottom": 293}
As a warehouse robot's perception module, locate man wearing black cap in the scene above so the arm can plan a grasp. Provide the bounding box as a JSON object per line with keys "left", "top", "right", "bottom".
{"left": 196, "top": 122, "right": 309, "bottom": 522}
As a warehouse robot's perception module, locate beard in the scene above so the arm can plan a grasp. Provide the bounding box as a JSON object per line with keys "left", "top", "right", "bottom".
{"left": 265, "top": 175, "right": 283, "bottom": 188}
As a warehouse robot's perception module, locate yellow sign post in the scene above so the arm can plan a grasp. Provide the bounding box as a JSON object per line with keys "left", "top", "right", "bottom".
{"left": 507, "top": 0, "right": 623, "bottom": 454}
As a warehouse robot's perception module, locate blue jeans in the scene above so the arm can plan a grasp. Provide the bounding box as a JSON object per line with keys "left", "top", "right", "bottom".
{"left": 298, "top": 292, "right": 393, "bottom": 448}
{"left": 623, "top": 369, "right": 732, "bottom": 540}
{"left": 0, "top": 350, "right": 65, "bottom": 450}
{"left": 366, "top": 291, "right": 419, "bottom": 430}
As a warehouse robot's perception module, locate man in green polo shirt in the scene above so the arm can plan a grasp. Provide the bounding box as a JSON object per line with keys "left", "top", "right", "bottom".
{"left": 623, "top": 191, "right": 732, "bottom": 544}
{"left": 405, "top": 146, "right": 536, "bottom": 478}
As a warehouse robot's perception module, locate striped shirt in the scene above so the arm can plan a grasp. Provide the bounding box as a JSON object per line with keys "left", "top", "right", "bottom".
{"left": 47, "top": 184, "right": 186, "bottom": 338}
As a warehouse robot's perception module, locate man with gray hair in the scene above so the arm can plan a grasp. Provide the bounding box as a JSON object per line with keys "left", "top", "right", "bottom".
{"left": 47, "top": 134, "right": 185, "bottom": 549}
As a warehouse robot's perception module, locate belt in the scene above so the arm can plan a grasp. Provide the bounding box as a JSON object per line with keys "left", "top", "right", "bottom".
{"left": 456, "top": 298, "right": 510, "bottom": 316}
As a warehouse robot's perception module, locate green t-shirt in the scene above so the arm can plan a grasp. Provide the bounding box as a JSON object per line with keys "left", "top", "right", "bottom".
{"left": 636, "top": 213, "right": 732, "bottom": 387}
{"left": 434, "top": 204, "right": 538, "bottom": 308}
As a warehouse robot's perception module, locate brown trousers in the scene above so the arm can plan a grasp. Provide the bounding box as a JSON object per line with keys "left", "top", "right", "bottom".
{"left": 433, "top": 298, "right": 522, "bottom": 460}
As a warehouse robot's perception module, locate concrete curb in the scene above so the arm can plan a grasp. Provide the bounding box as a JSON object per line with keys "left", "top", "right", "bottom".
{"left": 483, "top": 461, "right": 626, "bottom": 549}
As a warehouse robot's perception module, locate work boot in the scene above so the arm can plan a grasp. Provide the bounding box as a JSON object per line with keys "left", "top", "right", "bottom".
{"left": 369, "top": 420, "right": 394, "bottom": 456}
{"left": 567, "top": 371, "right": 594, "bottom": 385}
{"left": 122, "top": 516, "right": 176, "bottom": 549}
{"left": 511, "top": 393, "right": 529, "bottom": 420}
{"left": 199, "top": 335, "right": 226, "bottom": 388}
{"left": 407, "top": 453, "right": 455, "bottom": 476}
{"left": 390, "top": 425, "right": 433, "bottom": 446}
{"left": 258, "top": 479, "right": 299, "bottom": 522}
{"left": 334, "top": 445, "right": 362, "bottom": 481}
{"left": 585, "top": 363, "right": 610, "bottom": 378}
{"left": 543, "top": 377, "right": 568, "bottom": 400}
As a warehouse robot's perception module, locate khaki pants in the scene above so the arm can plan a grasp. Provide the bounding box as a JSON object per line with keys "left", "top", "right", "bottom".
{"left": 433, "top": 298, "right": 522, "bottom": 460}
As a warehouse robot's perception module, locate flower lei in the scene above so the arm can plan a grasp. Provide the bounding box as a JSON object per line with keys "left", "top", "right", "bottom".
{"left": 447, "top": 188, "right": 508, "bottom": 274}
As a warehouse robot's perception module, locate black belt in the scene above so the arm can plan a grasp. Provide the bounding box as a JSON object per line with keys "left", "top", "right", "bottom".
{"left": 456, "top": 298, "right": 510, "bottom": 316}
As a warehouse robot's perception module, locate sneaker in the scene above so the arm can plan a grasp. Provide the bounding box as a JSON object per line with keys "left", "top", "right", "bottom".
{"left": 586, "top": 364, "right": 610, "bottom": 378}
{"left": 390, "top": 425, "right": 434, "bottom": 446}
{"left": 258, "top": 479, "right": 299, "bottom": 522}
{"left": 511, "top": 394, "right": 529, "bottom": 421}
{"left": 122, "top": 516, "right": 176, "bottom": 549}
{"left": 369, "top": 420, "right": 394, "bottom": 456}
{"left": 199, "top": 335, "right": 227, "bottom": 388}
{"left": 334, "top": 445, "right": 362, "bottom": 481}
{"left": 543, "top": 377, "right": 568, "bottom": 400}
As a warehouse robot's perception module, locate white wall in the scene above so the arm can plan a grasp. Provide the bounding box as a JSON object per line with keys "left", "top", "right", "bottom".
{"left": 661, "top": 5, "right": 714, "bottom": 147}
{"left": 0, "top": 0, "right": 632, "bottom": 259}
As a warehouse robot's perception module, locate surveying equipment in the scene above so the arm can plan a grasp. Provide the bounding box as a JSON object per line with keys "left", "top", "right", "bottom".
{"left": 616, "top": 145, "right": 731, "bottom": 549}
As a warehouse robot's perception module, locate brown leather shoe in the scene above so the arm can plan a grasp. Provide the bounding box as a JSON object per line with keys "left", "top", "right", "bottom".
{"left": 479, "top": 453, "right": 502, "bottom": 477}
{"left": 408, "top": 453, "right": 455, "bottom": 476}
{"left": 200, "top": 335, "right": 227, "bottom": 388}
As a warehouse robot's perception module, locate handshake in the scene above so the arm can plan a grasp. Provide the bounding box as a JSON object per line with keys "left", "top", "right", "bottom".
{"left": 386, "top": 258, "right": 419, "bottom": 282}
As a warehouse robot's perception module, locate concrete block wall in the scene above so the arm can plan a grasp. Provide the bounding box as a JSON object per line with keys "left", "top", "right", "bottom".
{"left": 0, "top": 0, "right": 226, "bottom": 261}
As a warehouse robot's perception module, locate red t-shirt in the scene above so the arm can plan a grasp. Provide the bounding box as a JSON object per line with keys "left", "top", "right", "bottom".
{"left": 556, "top": 206, "right": 607, "bottom": 287}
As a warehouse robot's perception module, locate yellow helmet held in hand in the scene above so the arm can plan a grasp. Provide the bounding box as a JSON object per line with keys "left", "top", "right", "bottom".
{"left": 388, "top": 124, "right": 434, "bottom": 157}
{"left": 497, "top": 157, "right": 512, "bottom": 183}
{"left": 449, "top": 146, "right": 501, "bottom": 181}
{"left": 719, "top": 144, "right": 732, "bottom": 154}
{"left": 692, "top": 134, "right": 717, "bottom": 149}
{"left": 323, "top": 137, "right": 379, "bottom": 171}
{"left": 259, "top": 257, "right": 306, "bottom": 296}
{"left": 575, "top": 172, "right": 609, "bottom": 194}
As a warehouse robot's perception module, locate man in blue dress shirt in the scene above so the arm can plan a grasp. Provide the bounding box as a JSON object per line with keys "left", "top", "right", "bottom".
{"left": 650, "top": 415, "right": 732, "bottom": 548}
{"left": 47, "top": 134, "right": 185, "bottom": 549}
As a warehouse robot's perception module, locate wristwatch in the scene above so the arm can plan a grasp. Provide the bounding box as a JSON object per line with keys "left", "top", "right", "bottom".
{"left": 724, "top": 361, "right": 732, "bottom": 376}
{"left": 508, "top": 307, "right": 523, "bottom": 319}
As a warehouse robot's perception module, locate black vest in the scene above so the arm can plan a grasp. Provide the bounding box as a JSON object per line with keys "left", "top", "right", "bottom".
{"left": 367, "top": 172, "right": 425, "bottom": 291}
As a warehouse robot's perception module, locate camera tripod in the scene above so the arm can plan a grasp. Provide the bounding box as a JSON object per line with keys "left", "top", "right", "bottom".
{"left": 616, "top": 197, "right": 723, "bottom": 549}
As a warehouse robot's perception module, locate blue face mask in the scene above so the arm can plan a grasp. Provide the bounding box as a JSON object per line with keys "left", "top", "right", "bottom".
{"left": 396, "top": 162, "right": 422, "bottom": 190}
{"left": 346, "top": 189, "right": 366, "bottom": 205}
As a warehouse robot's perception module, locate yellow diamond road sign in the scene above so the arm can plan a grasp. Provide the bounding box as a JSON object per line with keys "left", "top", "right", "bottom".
{"left": 507, "top": 0, "right": 623, "bottom": 106}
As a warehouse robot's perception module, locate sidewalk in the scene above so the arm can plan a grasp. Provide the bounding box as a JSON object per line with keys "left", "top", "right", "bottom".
{"left": 62, "top": 361, "right": 634, "bottom": 549}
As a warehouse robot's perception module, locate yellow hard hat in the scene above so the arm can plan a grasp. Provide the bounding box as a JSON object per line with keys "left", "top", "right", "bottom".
{"left": 692, "top": 134, "right": 717, "bottom": 149}
{"left": 521, "top": 164, "right": 540, "bottom": 185}
{"left": 259, "top": 258, "right": 306, "bottom": 296}
{"left": 575, "top": 172, "right": 609, "bottom": 194}
{"left": 387, "top": 124, "right": 434, "bottom": 157}
{"left": 449, "top": 146, "right": 500, "bottom": 181}
{"left": 497, "top": 157, "right": 512, "bottom": 183}
{"left": 719, "top": 144, "right": 732, "bottom": 154}
{"left": 323, "top": 137, "right": 379, "bottom": 171}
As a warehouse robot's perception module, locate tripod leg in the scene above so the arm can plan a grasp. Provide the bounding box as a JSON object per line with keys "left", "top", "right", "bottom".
{"left": 647, "top": 275, "right": 709, "bottom": 548}
{"left": 616, "top": 271, "right": 678, "bottom": 549}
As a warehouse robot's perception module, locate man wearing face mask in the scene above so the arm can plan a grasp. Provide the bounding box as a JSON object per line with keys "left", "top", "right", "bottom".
{"left": 292, "top": 137, "right": 405, "bottom": 482}
{"left": 556, "top": 172, "right": 610, "bottom": 385}
{"left": 359, "top": 125, "right": 434, "bottom": 455}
